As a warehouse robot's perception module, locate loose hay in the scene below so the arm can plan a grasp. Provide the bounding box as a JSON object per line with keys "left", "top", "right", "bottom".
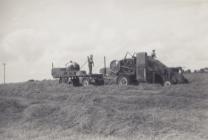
{"left": 0, "top": 73, "right": 208, "bottom": 140}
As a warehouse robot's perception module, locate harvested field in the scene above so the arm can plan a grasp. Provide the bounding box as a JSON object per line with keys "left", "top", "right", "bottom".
{"left": 0, "top": 73, "right": 208, "bottom": 140}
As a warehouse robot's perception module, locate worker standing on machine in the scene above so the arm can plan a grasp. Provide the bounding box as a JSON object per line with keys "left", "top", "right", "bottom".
{"left": 151, "top": 50, "right": 156, "bottom": 59}
{"left": 88, "top": 54, "right": 94, "bottom": 74}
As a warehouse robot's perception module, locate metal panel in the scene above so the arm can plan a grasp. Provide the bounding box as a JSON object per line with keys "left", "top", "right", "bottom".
{"left": 136, "top": 52, "right": 147, "bottom": 81}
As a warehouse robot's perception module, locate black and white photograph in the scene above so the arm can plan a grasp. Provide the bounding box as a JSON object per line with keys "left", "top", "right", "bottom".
{"left": 0, "top": 0, "right": 208, "bottom": 139}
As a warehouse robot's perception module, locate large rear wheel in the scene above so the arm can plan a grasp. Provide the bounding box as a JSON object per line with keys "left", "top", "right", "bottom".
{"left": 117, "top": 75, "right": 129, "bottom": 86}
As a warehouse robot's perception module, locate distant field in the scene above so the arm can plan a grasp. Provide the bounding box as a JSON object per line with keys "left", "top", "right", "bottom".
{"left": 0, "top": 73, "right": 208, "bottom": 140}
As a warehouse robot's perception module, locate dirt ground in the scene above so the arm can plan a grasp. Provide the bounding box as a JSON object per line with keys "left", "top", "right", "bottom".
{"left": 0, "top": 73, "right": 208, "bottom": 140}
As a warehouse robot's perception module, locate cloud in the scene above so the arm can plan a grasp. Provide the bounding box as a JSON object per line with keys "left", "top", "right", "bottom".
{"left": 0, "top": 0, "right": 208, "bottom": 82}
{"left": 1, "top": 29, "right": 52, "bottom": 63}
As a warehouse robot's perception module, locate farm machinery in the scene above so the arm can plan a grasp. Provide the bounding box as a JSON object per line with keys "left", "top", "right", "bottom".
{"left": 51, "top": 62, "right": 104, "bottom": 87}
{"left": 103, "top": 52, "right": 188, "bottom": 86}
{"left": 51, "top": 52, "right": 188, "bottom": 87}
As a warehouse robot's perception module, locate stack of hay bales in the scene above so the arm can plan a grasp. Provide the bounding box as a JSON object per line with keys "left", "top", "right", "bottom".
{"left": 147, "top": 56, "right": 167, "bottom": 72}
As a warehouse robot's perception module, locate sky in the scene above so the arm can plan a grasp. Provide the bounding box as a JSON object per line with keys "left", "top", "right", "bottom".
{"left": 0, "top": 0, "right": 208, "bottom": 83}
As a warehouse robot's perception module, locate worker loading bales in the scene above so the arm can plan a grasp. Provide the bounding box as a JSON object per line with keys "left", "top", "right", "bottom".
{"left": 87, "top": 54, "right": 94, "bottom": 74}
{"left": 51, "top": 56, "right": 104, "bottom": 87}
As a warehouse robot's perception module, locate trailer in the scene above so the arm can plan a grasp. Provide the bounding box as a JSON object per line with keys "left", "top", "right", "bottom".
{"left": 51, "top": 66, "right": 104, "bottom": 87}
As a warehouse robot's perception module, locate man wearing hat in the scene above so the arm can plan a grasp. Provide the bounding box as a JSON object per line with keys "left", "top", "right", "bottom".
{"left": 151, "top": 50, "right": 156, "bottom": 59}
{"left": 88, "top": 54, "right": 94, "bottom": 74}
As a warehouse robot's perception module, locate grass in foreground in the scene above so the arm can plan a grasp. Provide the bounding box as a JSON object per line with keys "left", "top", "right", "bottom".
{"left": 0, "top": 73, "right": 208, "bottom": 140}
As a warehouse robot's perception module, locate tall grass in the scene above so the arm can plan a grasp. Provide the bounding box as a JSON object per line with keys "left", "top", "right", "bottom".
{"left": 0, "top": 73, "right": 208, "bottom": 140}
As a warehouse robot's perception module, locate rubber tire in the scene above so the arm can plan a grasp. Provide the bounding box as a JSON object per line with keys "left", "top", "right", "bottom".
{"left": 118, "top": 76, "right": 129, "bottom": 86}
{"left": 164, "top": 81, "right": 171, "bottom": 87}
{"left": 82, "top": 79, "right": 89, "bottom": 87}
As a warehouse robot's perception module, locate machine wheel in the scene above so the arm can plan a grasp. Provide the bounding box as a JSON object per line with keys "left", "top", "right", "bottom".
{"left": 164, "top": 81, "right": 171, "bottom": 87}
{"left": 118, "top": 75, "right": 129, "bottom": 86}
{"left": 82, "top": 78, "right": 89, "bottom": 87}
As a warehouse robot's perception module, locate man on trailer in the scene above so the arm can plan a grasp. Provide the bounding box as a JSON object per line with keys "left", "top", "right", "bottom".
{"left": 88, "top": 54, "right": 94, "bottom": 74}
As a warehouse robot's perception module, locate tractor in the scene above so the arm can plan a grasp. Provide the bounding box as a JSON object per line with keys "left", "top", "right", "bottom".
{"left": 106, "top": 52, "right": 188, "bottom": 86}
